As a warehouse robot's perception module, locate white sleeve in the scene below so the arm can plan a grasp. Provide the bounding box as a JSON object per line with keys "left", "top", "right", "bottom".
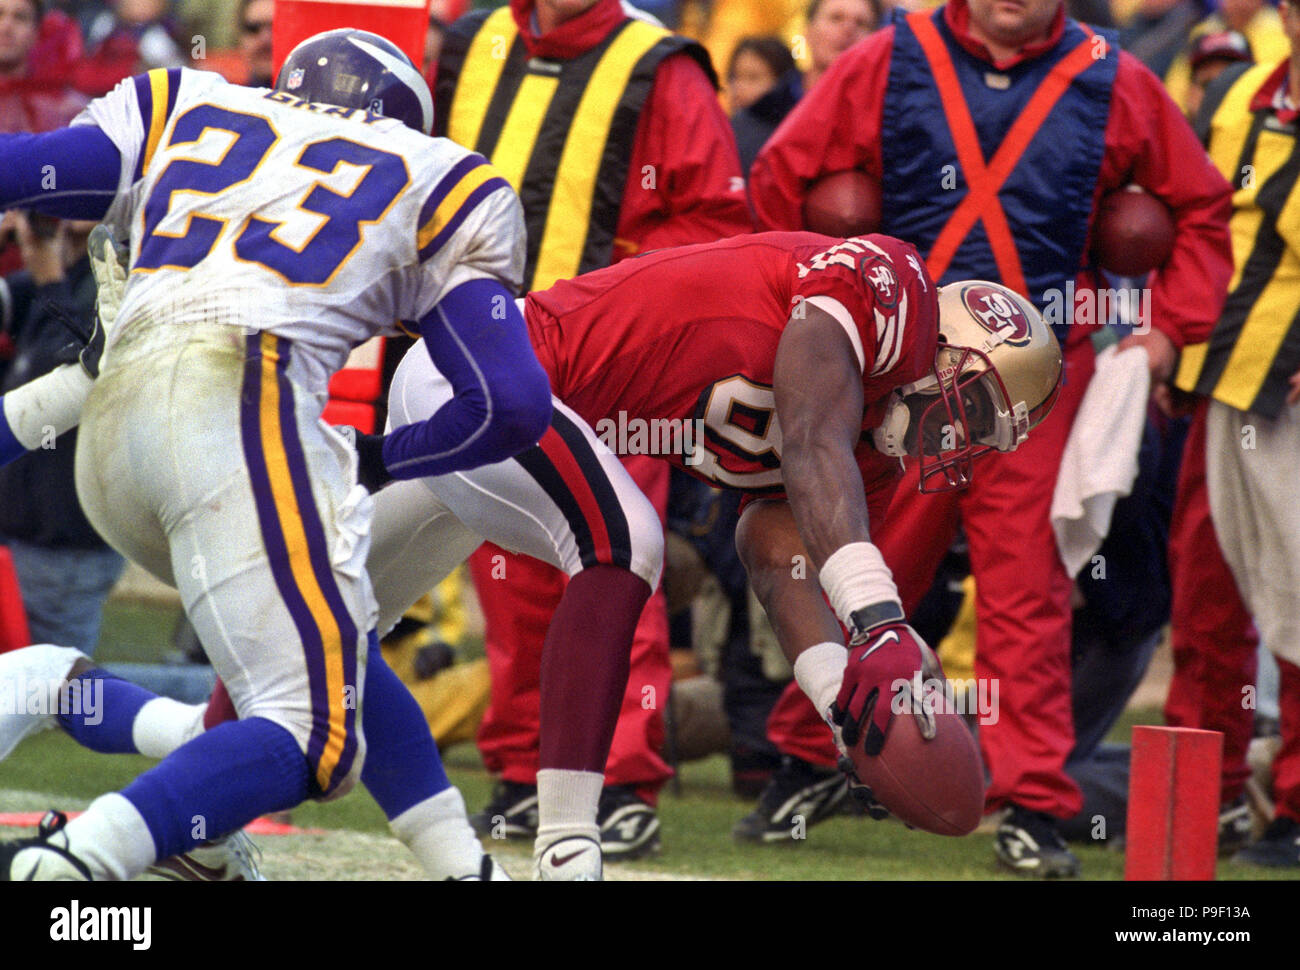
{"left": 2, "top": 364, "right": 93, "bottom": 449}
{"left": 409, "top": 154, "right": 526, "bottom": 320}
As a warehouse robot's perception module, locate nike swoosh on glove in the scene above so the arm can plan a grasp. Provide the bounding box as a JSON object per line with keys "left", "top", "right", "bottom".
{"left": 829, "top": 622, "right": 941, "bottom": 758}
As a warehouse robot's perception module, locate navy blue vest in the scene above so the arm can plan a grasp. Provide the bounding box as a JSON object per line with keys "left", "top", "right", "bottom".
{"left": 882, "top": 10, "right": 1117, "bottom": 338}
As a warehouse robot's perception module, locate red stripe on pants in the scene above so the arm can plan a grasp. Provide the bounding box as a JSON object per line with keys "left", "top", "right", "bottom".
{"left": 537, "top": 426, "right": 615, "bottom": 566}
{"left": 1164, "top": 397, "right": 1257, "bottom": 802}
{"left": 471, "top": 455, "right": 672, "bottom": 802}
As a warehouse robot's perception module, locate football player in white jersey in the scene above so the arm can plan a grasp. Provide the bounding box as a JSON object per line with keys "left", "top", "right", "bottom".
{"left": 0, "top": 29, "right": 553, "bottom": 881}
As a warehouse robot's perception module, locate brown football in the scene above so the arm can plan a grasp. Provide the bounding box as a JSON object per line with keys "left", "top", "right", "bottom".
{"left": 803, "top": 169, "right": 882, "bottom": 238}
{"left": 1091, "top": 186, "right": 1175, "bottom": 277}
{"left": 849, "top": 676, "right": 985, "bottom": 836}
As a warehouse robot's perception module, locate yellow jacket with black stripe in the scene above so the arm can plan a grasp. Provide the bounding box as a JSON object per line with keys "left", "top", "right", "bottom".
{"left": 432, "top": 4, "right": 716, "bottom": 292}
{"left": 1175, "top": 59, "right": 1300, "bottom": 419}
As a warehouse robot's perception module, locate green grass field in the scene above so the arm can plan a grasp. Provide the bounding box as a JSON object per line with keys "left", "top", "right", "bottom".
{"left": 1, "top": 598, "right": 1294, "bottom": 881}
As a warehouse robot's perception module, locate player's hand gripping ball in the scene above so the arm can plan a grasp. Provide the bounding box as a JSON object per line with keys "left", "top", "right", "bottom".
{"left": 832, "top": 621, "right": 937, "bottom": 756}
{"left": 830, "top": 624, "right": 984, "bottom": 835}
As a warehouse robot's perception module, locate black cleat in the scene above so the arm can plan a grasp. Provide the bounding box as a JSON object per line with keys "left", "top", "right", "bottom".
{"left": 597, "top": 786, "right": 660, "bottom": 860}
{"left": 1217, "top": 795, "right": 1254, "bottom": 858}
{"left": 732, "top": 756, "right": 849, "bottom": 844}
{"left": 469, "top": 782, "right": 539, "bottom": 840}
{"left": 994, "top": 805, "right": 1081, "bottom": 878}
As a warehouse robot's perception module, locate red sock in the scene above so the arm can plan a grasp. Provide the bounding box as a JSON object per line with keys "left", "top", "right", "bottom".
{"left": 539, "top": 565, "right": 650, "bottom": 773}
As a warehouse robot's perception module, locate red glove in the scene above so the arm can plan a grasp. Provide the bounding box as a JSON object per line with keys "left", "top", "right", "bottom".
{"left": 830, "top": 612, "right": 941, "bottom": 758}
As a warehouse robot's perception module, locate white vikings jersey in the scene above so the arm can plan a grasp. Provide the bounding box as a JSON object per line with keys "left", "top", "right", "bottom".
{"left": 73, "top": 67, "right": 523, "bottom": 394}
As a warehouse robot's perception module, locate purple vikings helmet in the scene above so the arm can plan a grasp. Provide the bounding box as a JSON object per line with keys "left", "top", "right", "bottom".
{"left": 275, "top": 28, "right": 434, "bottom": 135}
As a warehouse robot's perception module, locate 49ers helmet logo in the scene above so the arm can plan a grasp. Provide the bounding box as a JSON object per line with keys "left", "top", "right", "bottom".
{"left": 961, "top": 283, "right": 1032, "bottom": 347}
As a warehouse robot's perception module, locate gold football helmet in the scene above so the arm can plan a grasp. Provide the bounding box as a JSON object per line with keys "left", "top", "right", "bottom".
{"left": 872, "top": 280, "right": 1063, "bottom": 492}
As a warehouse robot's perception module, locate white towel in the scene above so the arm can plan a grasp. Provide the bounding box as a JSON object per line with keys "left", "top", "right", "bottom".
{"left": 1051, "top": 344, "right": 1151, "bottom": 577}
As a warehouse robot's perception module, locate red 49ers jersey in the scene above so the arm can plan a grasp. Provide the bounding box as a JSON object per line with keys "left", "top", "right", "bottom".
{"left": 525, "top": 231, "right": 939, "bottom": 495}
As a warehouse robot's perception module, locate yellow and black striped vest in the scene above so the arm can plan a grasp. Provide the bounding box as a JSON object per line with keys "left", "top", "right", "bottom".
{"left": 434, "top": 6, "right": 715, "bottom": 291}
{"left": 1175, "top": 61, "right": 1300, "bottom": 419}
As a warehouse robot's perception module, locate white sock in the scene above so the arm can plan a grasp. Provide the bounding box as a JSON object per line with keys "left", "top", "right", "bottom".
{"left": 794, "top": 642, "right": 848, "bottom": 719}
{"left": 62, "top": 793, "right": 157, "bottom": 880}
{"left": 389, "top": 787, "right": 486, "bottom": 880}
{"left": 0, "top": 644, "right": 86, "bottom": 760}
{"left": 133, "top": 698, "right": 207, "bottom": 759}
{"left": 534, "top": 768, "right": 602, "bottom": 853}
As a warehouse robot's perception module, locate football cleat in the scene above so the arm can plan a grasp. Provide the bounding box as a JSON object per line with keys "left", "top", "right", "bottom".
{"left": 0, "top": 810, "right": 92, "bottom": 880}
{"left": 534, "top": 836, "right": 603, "bottom": 881}
{"left": 276, "top": 29, "right": 434, "bottom": 135}
{"left": 146, "top": 829, "right": 265, "bottom": 881}
{"left": 1217, "top": 795, "right": 1254, "bottom": 858}
{"left": 994, "top": 805, "right": 1081, "bottom": 878}
{"left": 469, "top": 781, "right": 539, "bottom": 840}
{"left": 597, "top": 786, "right": 661, "bottom": 859}
{"left": 732, "top": 755, "right": 849, "bottom": 843}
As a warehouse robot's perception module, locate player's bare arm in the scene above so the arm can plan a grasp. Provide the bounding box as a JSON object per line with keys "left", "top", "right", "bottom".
{"left": 770, "top": 303, "right": 871, "bottom": 569}
{"left": 735, "top": 499, "right": 844, "bottom": 669}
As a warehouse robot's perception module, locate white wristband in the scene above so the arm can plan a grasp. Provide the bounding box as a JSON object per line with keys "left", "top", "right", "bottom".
{"left": 793, "top": 642, "right": 848, "bottom": 718}
{"left": 818, "top": 541, "right": 901, "bottom": 629}
{"left": 2, "top": 363, "right": 93, "bottom": 449}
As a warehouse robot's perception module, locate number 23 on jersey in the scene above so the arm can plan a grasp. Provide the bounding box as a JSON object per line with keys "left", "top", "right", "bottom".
{"left": 135, "top": 103, "right": 411, "bottom": 285}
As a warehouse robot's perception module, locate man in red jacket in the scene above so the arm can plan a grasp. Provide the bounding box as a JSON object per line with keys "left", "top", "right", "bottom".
{"left": 434, "top": 0, "right": 751, "bottom": 860}
{"left": 748, "top": 0, "right": 1232, "bottom": 876}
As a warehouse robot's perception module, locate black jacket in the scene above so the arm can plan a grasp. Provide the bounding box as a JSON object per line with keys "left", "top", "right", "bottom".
{"left": 731, "top": 69, "right": 803, "bottom": 175}
{"left": 0, "top": 256, "right": 110, "bottom": 549}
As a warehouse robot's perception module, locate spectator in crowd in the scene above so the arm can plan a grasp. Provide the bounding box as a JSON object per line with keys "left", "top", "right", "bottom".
{"left": 196, "top": 0, "right": 272, "bottom": 88}
{"left": 1120, "top": 0, "right": 1204, "bottom": 76}
{"left": 0, "top": 0, "right": 87, "bottom": 133}
{"left": 1164, "top": 0, "right": 1287, "bottom": 109}
{"left": 236, "top": 0, "right": 272, "bottom": 87}
{"left": 1181, "top": 28, "right": 1253, "bottom": 116}
{"left": 1169, "top": 0, "right": 1300, "bottom": 867}
{"left": 728, "top": 35, "right": 794, "bottom": 113}
{"left": 803, "top": 0, "right": 879, "bottom": 89}
{"left": 424, "top": 0, "right": 469, "bottom": 75}
{"left": 748, "top": 0, "right": 1232, "bottom": 877}
{"left": 0, "top": 0, "right": 86, "bottom": 280}
{"left": 0, "top": 213, "right": 124, "bottom": 654}
{"left": 77, "top": 0, "right": 186, "bottom": 97}
{"left": 435, "top": 0, "right": 749, "bottom": 866}
{"left": 728, "top": 36, "right": 802, "bottom": 170}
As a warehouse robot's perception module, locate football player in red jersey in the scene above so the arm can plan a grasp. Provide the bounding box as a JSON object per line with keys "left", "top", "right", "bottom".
{"left": 517, "top": 230, "right": 1062, "bottom": 805}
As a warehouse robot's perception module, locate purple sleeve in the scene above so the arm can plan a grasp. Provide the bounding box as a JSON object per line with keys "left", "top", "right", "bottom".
{"left": 380, "top": 277, "right": 552, "bottom": 478}
{"left": 0, "top": 127, "right": 122, "bottom": 219}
